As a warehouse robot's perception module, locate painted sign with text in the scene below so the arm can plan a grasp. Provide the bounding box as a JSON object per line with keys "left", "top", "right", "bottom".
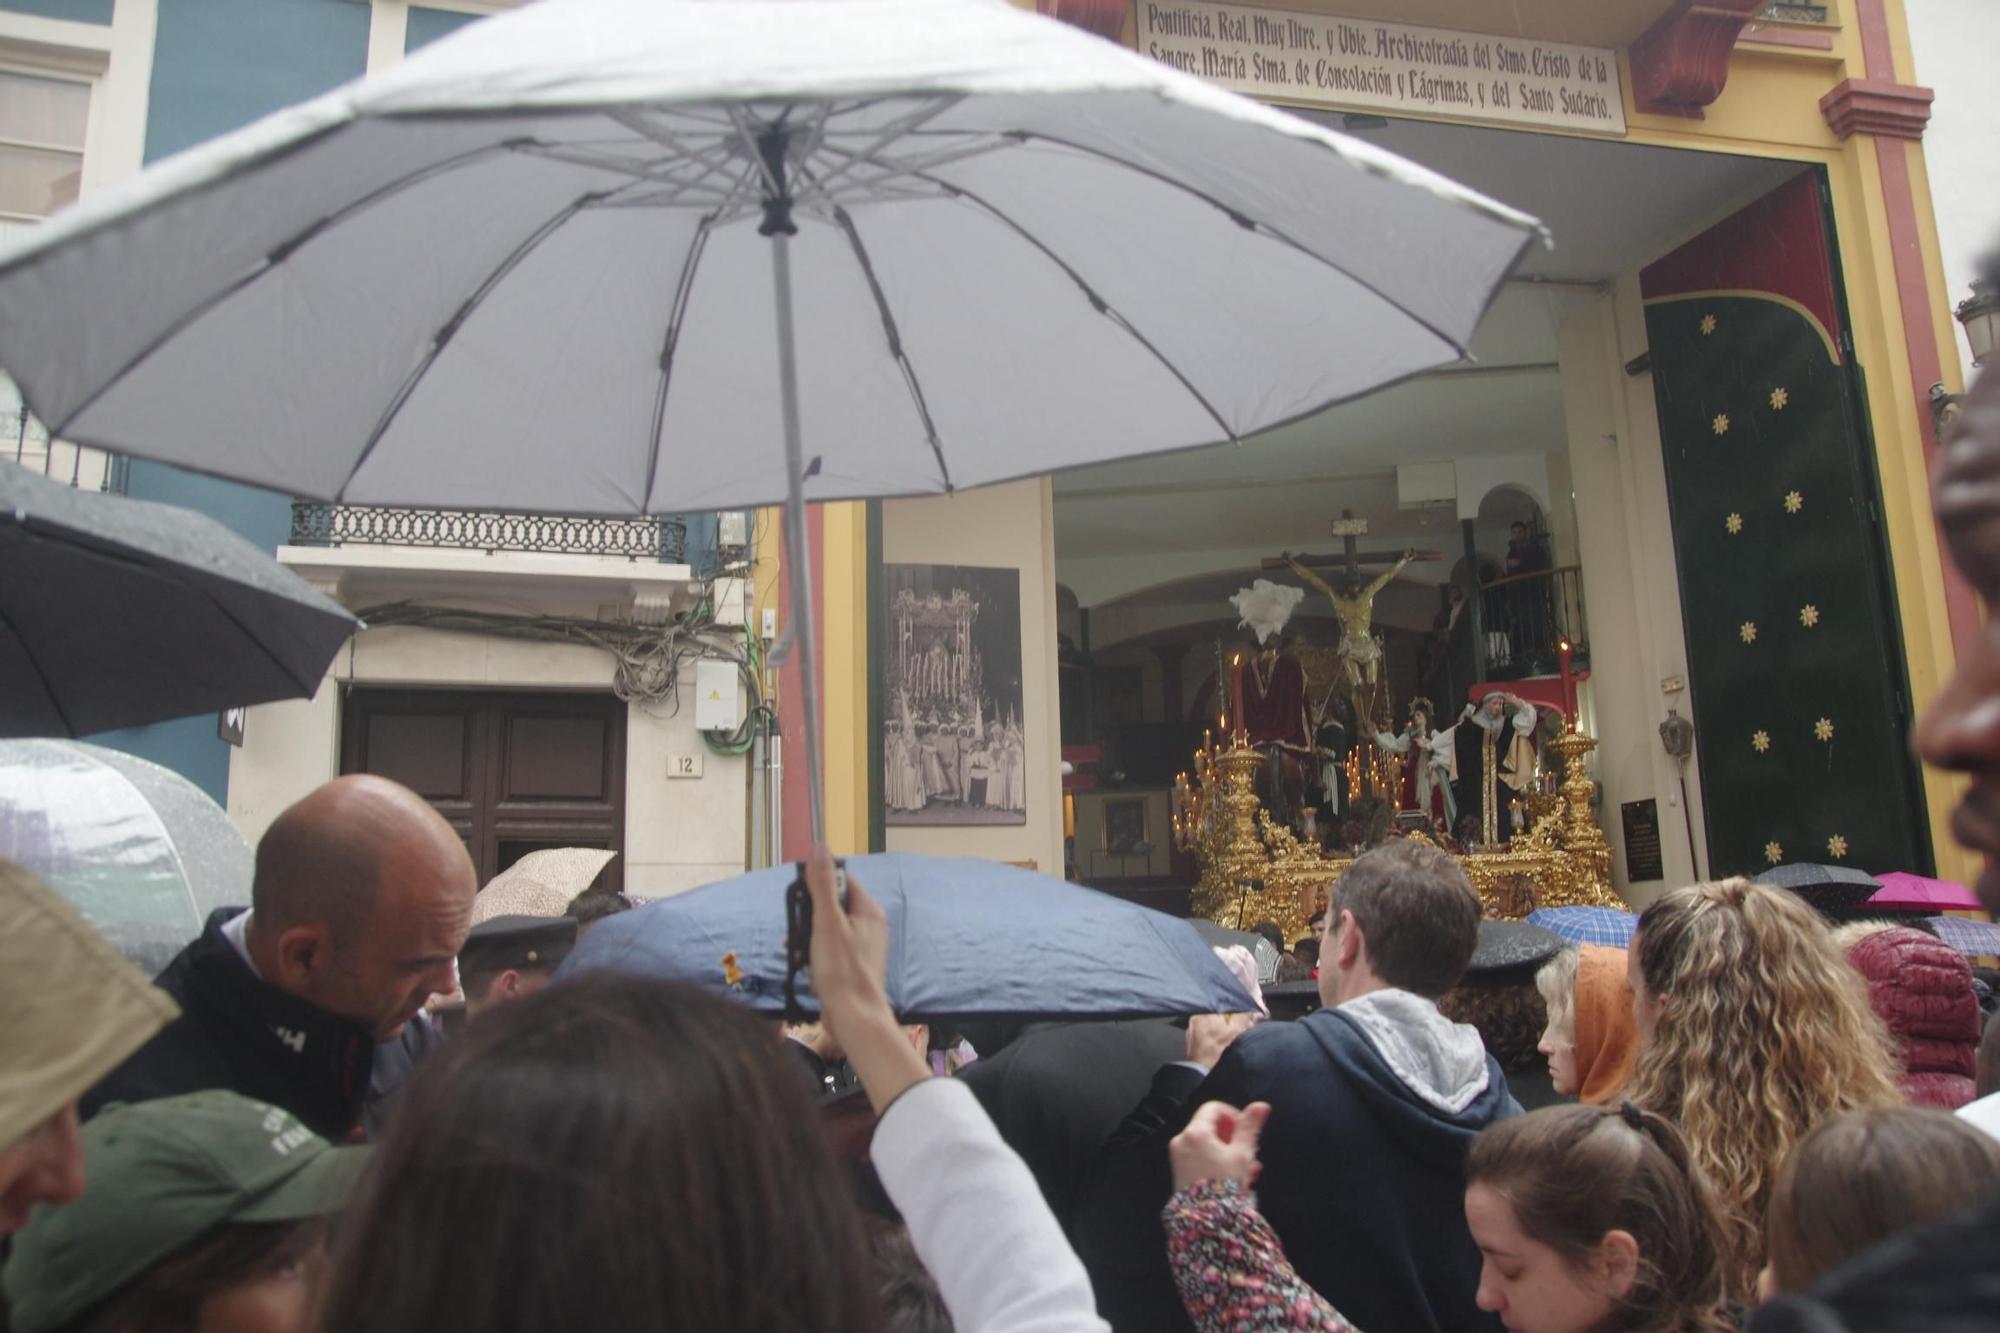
{"left": 1136, "top": 2, "right": 1628, "bottom": 136}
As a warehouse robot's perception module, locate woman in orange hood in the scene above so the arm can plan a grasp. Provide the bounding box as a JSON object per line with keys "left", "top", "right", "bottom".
{"left": 1534, "top": 944, "right": 1641, "bottom": 1103}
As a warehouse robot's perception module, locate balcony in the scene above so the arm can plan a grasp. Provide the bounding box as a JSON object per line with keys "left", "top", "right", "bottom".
{"left": 4, "top": 385, "right": 123, "bottom": 492}
{"left": 1478, "top": 565, "right": 1589, "bottom": 682}
{"left": 289, "top": 502, "right": 686, "bottom": 564}
{"left": 278, "top": 502, "right": 720, "bottom": 626}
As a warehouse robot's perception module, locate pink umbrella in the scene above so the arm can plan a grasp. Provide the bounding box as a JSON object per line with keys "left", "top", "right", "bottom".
{"left": 1868, "top": 872, "right": 1982, "bottom": 912}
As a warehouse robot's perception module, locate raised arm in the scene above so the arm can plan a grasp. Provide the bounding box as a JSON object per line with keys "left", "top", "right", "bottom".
{"left": 1164, "top": 1104, "right": 1362, "bottom": 1333}
{"left": 1510, "top": 696, "right": 1538, "bottom": 733}
{"left": 1284, "top": 555, "right": 1340, "bottom": 605}
{"left": 1361, "top": 549, "right": 1416, "bottom": 600}
{"left": 807, "top": 849, "right": 1109, "bottom": 1333}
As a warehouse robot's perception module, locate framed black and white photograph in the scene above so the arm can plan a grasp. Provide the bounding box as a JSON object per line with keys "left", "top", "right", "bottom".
{"left": 882, "top": 563, "right": 1026, "bottom": 827}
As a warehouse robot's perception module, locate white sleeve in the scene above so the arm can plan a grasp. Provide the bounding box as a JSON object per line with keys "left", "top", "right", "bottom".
{"left": 1374, "top": 730, "right": 1409, "bottom": 753}
{"left": 1512, "top": 700, "right": 1538, "bottom": 732}
{"left": 872, "top": 1077, "right": 1109, "bottom": 1333}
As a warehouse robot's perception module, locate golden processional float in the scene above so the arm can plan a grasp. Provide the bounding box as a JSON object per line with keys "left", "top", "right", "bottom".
{"left": 1171, "top": 631, "right": 1624, "bottom": 948}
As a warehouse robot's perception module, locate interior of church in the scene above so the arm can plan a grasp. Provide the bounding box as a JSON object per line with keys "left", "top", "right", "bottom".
{"left": 1055, "top": 113, "right": 1807, "bottom": 909}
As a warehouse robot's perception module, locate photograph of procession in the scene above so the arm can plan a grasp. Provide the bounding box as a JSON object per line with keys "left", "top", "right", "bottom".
{"left": 882, "top": 563, "right": 1027, "bottom": 827}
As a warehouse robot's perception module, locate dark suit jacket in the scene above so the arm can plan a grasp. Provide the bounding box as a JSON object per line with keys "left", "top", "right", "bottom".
{"left": 957, "top": 1018, "right": 1187, "bottom": 1231}
{"left": 83, "top": 910, "right": 376, "bottom": 1143}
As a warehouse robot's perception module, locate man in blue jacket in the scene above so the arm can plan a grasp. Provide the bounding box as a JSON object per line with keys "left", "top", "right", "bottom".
{"left": 1077, "top": 838, "right": 1516, "bottom": 1332}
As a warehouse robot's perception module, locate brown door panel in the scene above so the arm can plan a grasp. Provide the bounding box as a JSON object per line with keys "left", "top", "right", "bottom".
{"left": 342, "top": 688, "right": 627, "bottom": 892}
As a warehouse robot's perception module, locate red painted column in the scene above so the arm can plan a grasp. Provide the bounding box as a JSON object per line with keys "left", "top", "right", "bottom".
{"left": 1841, "top": 0, "right": 1980, "bottom": 660}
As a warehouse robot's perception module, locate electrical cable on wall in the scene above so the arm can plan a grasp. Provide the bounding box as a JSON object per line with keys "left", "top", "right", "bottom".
{"left": 353, "top": 598, "right": 772, "bottom": 756}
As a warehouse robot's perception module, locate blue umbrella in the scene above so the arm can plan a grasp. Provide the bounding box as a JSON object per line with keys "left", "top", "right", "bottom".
{"left": 1525, "top": 906, "right": 1638, "bottom": 949}
{"left": 559, "top": 852, "right": 1256, "bottom": 1022}
{"left": 1925, "top": 915, "right": 2000, "bottom": 958}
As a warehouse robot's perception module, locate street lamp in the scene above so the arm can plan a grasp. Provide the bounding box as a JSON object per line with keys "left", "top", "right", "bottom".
{"left": 1960, "top": 274, "right": 1999, "bottom": 368}
{"left": 1933, "top": 273, "right": 1999, "bottom": 434}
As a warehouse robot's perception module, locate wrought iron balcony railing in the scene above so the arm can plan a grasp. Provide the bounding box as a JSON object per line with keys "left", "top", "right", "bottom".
{"left": 289, "top": 501, "right": 688, "bottom": 563}
{"left": 1479, "top": 564, "right": 1589, "bottom": 682}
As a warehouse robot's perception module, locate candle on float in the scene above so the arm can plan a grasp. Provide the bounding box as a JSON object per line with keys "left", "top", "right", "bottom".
{"left": 1230, "top": 652, "right": 1247, "bottom": 740}
{"left": 1556, "top": 639, "right": 1577, "bottom": 729}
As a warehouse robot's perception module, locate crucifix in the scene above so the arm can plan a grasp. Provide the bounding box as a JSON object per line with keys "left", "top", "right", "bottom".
{"left": 1264, "top": 509, "right": 1441, "bottom": 703}
{"left": 1262, "top": 510, "right": 1443, "bottom": 587}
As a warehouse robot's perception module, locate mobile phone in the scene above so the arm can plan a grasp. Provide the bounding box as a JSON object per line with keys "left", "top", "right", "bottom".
{"left": 795, "top": 858, "right": 850, "bottom": 911}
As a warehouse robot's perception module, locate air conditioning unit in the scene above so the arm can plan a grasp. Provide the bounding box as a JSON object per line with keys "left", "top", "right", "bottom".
{"left": 1397, "top": 462, "right": 1457, "bottom": 509}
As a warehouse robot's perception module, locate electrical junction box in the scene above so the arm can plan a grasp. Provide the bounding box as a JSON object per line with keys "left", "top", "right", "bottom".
{"left": 717, "top": 511, "right": 749, "bottom": 547}
{"left": 710, "top": 576, "right": 749, "bottom": 626}
{"left": 695, "top": 658, "right": 743, "bottom": 732}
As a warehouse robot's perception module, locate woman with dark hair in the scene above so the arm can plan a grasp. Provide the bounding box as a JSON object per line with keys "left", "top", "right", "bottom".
{"left": 1463, "top": 1104, "right": 1733, "bottom": 1333}
{"left": 316, "top": 847, "right": 1105, "bottom": 1333}
{"left": 2, "top": 1090, "right": 363, "bottom": 1333}
{"left": 1758, "top": 1106, "right": 2000, "bottom": 1300}
{"left": 1159, "top": 1101, "right": 1732, "bottom": 1332}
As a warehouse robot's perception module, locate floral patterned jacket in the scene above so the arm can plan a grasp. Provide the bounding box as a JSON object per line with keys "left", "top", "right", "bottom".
{"left": 1162, "top": 1179, "right": 1361, "bottom": 1332}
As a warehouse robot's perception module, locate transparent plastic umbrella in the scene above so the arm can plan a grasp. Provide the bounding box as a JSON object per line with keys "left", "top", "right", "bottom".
{"left": 0, "top": 738, "right": 251, "bottom": 976}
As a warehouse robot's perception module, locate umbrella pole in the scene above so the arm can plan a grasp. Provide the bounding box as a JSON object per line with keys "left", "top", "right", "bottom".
{"left": 772, "top": 227, "right": 826, "bottom": 848}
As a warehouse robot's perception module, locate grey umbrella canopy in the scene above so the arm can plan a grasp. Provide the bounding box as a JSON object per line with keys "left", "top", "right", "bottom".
{"left": 0, "top": 461, "right": 359, "bottom": 736}
{"left": 0, "top": 0, "right": 1541, "bottom": 835}
{"left": 0, "top": 0, "right": 1541, "bottom": 515}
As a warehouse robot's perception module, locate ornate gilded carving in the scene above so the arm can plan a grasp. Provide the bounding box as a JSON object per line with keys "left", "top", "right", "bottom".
{"left": 1176, "top": 725, "right": 1622, "bottom": 941}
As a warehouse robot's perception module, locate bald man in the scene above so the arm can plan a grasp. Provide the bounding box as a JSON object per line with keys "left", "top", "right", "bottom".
{"left": 83, "top": 775, "right": 476, "bottom": 1142}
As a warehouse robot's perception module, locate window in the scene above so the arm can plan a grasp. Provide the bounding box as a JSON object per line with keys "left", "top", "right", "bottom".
{"left": 1758, "top": 2, "right": 1832, "bottom": 22}
{"left": 0, "top": 67, "right": 88, "bottom": 228}
{"left": 0, "top": 41, "right": 122, "bottom": 489}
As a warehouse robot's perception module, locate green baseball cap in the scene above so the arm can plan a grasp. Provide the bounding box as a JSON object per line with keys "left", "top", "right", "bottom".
{"left": 2, "top": 1091, "right": 369, "bottom": 1333}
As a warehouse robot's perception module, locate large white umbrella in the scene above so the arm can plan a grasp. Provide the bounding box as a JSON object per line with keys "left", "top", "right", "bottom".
{"left": 0, "top": 0, "right": 1542, "bottom": 837}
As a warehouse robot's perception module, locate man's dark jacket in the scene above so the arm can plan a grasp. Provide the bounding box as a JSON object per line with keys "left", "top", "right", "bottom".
{"left": 82, "top": 909, "right": 376, "bottom": 1142}
{"left": 1074, "top": 997, "right": 1517, "bottom": 1333}
{"left": 957, "top": 1018, "right": 1187, "bottom": 1231}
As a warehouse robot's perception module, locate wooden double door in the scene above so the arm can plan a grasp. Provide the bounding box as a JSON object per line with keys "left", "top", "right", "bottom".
{"left": 341, "top": 689, "right": 626, "bottom": 890}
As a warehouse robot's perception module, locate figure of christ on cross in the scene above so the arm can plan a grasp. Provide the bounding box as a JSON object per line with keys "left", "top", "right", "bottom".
{"left": 1264, "top": 511, "right": 1442, "bottom": 708}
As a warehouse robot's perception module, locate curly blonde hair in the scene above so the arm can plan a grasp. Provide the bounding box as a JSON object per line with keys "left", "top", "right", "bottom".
{"left": 1627, "top": 878, "right": 1902, "bottom": 1303}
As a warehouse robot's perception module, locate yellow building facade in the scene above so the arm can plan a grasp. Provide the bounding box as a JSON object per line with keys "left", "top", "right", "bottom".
{"left": 774, "top": 0, "right": 1979, "bottom": 898}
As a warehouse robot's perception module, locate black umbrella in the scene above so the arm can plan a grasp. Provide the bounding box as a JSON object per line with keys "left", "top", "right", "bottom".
{"left": 1, "top": 461, "right": 359, "bottom": 736}
{"left": 1754, "top": 862, "right": 1883, "bottom": 918}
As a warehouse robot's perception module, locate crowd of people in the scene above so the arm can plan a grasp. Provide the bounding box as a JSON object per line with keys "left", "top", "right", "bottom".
{"left": 8, "top": 273, "right": 2000, "bottom": 1333}
{"left": 9, "top": 819, "right": 2000, "bottom": 1332}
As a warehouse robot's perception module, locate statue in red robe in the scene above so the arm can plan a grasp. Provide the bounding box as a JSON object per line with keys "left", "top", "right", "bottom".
{"left": 1240, "top": 641, "right": 1309, "bottom": 750}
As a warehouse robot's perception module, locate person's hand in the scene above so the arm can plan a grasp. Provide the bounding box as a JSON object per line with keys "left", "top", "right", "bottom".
{"left": 804, "top": 846, "right": 928, "bottom": 1114}
{"left": 1170, "top": 1100, "right": 1271, "bottom": 1192}
{"left": 805, "top": 845, "right": 889, "bottom": 1038}
{"left": 1186, "top": 1012, "right": 1256, "bottom": 1068}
